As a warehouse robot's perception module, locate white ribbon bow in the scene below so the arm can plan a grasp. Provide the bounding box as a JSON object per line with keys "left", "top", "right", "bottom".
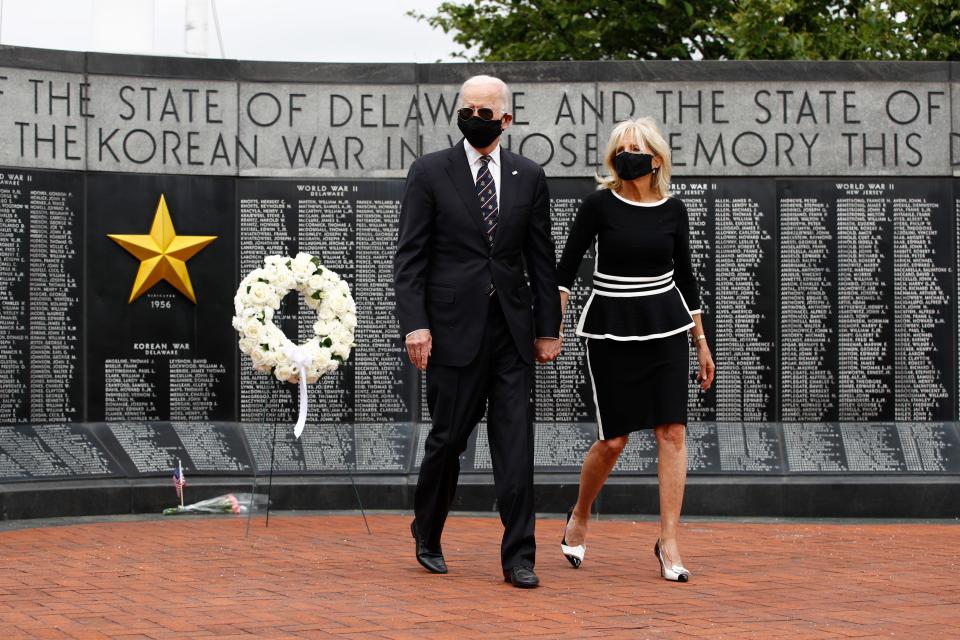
{"left": 284, "top": 344, "right": 313, "bottom": 439}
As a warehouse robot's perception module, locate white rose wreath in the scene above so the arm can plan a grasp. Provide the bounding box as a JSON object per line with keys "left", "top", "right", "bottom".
{"left": 233, "top": 252, "right": 357, "bottom": 437}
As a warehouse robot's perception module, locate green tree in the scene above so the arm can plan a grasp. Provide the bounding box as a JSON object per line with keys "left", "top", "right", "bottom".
{"left": 888, "top": 0, "right": 960, "bottom": 61}
{"left": 409, "top": 0, "right": 735, "bottom": 61}
{"left": 717, "top": 0, "right": 960, "bottom": 60}
{"left": 715, "top": 0, "right": 847, "bottom": 59}
{"left": 411, "top": 0, "right": 960, "bottom": 61}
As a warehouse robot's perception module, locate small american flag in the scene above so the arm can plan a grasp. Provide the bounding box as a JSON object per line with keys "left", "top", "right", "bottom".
{"left": 173, "top": 459, "right": 185, "bottom": 500}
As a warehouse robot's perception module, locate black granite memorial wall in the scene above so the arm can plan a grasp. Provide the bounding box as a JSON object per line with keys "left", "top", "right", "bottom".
{"left": 1, "top": 46, "right": 959, "bottom": 519}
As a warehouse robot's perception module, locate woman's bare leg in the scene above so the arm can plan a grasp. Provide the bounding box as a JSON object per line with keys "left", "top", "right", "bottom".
{"left": 655, "top": 422, "right": 687, "bottom": 565}
{"left": 563, "top": 435, "right": 628, "bottom": 546}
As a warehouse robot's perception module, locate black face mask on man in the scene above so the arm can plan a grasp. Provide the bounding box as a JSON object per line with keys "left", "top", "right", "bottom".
{"left": 458, "top": 116, "right": 504, "bottom": 149}
{"left": 614, "top": 151, "right": 655, "bottom": 180}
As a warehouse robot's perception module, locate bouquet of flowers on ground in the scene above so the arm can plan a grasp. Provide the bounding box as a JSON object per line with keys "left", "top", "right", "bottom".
{"left": 162, "top": 493, "right": 268, "bottom": 516}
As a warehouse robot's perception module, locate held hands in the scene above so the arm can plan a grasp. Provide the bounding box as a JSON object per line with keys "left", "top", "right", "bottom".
{"left": 535, "top": 336, "right": 562, "bottom": 363}
{"left": 696, "top": 342, "right": 716, "bottom": 390}
{"left": 408, "top": 332, "right": 562, "bottom": 368}
{"left": 538, "top": 292, "right": 569, "bottom": 365}
{"left": 406, "top": 329, "right": 432, "bottom": 371}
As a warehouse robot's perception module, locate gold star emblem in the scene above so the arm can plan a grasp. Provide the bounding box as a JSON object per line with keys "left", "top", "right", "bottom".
{"left": 108, "top": 194, "right": 217, "bottom": 304}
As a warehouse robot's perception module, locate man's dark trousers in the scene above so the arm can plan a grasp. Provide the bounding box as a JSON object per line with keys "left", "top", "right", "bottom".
{"left": 416, "top": 293, "right": 535, "bottom": 570}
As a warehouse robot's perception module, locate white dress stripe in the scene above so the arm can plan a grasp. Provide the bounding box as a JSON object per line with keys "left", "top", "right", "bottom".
{"left": 593, "top": 282, "right": 676, "bottom": 297}
{"left": 578, "top": 322, "right": 694, "bottom": 342}
{"left": 593, "top": 269, "right": 674, "bottom": 283}
{"left": 586, "top": 341, "right": 605, "bottom": 441}
{"left": 593, "top": 277, "right": 672, "bottom": 290}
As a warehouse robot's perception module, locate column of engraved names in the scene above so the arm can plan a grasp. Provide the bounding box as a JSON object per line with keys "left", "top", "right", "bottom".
{"left": 355, "top": 196, "right": 409, "bottom": 422}
{"left": 170, "top": 422, "right": 249, "bottom": 472}
{"left": 840, "top": 423, "right": 905, "bottom": 471}
{"left": 778, "top": 195, "right": 836, "bottom": 420}
{"left": 893, "top": 190, "right": 951, "bottom": 420}
{"left": 0, "top": 423, "right": 118, "bottom": 478}
{"left": 535, "top": 192, "right": 591, "bottom": 422}
{"left": 104, "top": 359, "right": 159, "bottom": 421}
{"left": 238, "top": 194, "right": 296, "bottom": 422}
{"left": 38, "top": 424, "right": 117, "bottom": 476}
{"left": 0, "top": 449, "right": 25, "bottom": 478}
{"left": 675, "top": 182, "right": 715, "bottom": 421}
{"left": 108, "top": 423, "right": 179, "bottom": 473}
{"left": 898, "top": 422, "right": 960, "bottom": 472}
{"left": 354, "top": 423, "right": 411, "bottom": 471}
{"left": 0, "top": 426, "right": 61, "bottom": 477}
{"left": 243, "top": 423, "right": 307, "bottom": 472}
{"left": 836, "top": 187, "right": 893, "bottom": 420}
{"left": 298, "top": 188, "right": 354, "bottom": 423}
{"left": 28, "top": 188, "right": 81, "bottom": 421}
{"left": 169, "top": 359, "right": 226, "bottom": 421}
{"left": 784, "top": 423, "right": 847, "bottom": 471}
{"left": 713, "top": 193, "right": 774, "bottom": 420}
{"left": 716, "top": 423, "right": 781, "bottom": 472}
{"left": 0, "top": 174, "right": 28, "bottom": 421}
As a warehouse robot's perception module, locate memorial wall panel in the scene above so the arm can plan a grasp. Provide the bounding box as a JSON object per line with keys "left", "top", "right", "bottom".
{"left": 672, "top": 181, "right": 717, "bottom": 422}
{"left": 0, "top": 423, "right": 123, "bottom": 481}
{"left": 4, "top": 420, "right": 954, "bottom": 480}
{"left": 236, "top": 179, "right": 414, "bottom": 428}
{"left": 671, "top": 179, "right": 778, "bottom": 422}
{"left": 242, "top": 422, "right": 413, "bottom": 475}
{"left": 85, "top": 174, "right": 237, "bottom": 423}
{"left": 92, "top": 421, "right": 252, "bottom": 476}
{"left": 1, "top": 51, "right": 959, "bottom": 482}
{"left": 0, "top": 168, "right": 84, "bottom": 423}
{"left": 777, "top": 179, "right": 954, "bottom": 422}
{"left": 534, "top": 179, "right": 596, "bottom": 424}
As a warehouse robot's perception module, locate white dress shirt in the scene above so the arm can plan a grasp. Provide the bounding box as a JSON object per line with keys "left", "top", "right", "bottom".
{"left": 464, "top": 139, "right": 502, "bottom": 200}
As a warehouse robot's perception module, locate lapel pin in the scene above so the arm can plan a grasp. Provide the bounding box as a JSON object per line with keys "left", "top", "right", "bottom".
{"left": 511, "top": 170, "right": 518, "bottom": 175}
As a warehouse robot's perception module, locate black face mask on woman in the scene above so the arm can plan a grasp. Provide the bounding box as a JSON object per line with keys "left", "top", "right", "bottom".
{"left": 614, "top": 151, "right": 654, "bottom": 180}
{"left": 458, "top": 116, "right": 504, "bottom": 148}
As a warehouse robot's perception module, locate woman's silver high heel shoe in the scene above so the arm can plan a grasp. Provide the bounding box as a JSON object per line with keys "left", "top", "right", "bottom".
{"left": 654, "top": 538, "right": 690, "bottom": 582}
{"left": 560, "top": 507, "right": 586, "bottom": 568}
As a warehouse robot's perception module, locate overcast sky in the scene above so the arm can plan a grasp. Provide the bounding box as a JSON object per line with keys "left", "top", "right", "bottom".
{"left": 0, "top": 0, "right": 466, "bottom": 62}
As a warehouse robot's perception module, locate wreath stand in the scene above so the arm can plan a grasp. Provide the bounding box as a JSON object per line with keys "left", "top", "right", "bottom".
{"left": 244, "top": 367, "right": 371, "bottom": 535}
{"left": 237, "top": 260, "right": 370, "bottom": 536}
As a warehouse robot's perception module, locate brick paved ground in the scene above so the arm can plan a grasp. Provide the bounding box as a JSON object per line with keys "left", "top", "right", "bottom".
{"left": 0, "top": 512, "right": 958, "bottom": 639}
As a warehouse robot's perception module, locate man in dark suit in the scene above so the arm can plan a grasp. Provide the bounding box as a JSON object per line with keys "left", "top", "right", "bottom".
{"left": 394, "top": 75, "right": 562, "bottom": 588}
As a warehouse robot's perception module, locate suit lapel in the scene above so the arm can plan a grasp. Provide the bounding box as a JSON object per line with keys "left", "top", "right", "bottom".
{"left": 445, "top": 143, "right": 488, "bottom": 242}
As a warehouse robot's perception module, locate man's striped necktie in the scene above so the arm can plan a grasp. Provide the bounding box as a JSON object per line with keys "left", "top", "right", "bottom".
{"left": 476, "top": 155, "right": 498, "bottom": 244}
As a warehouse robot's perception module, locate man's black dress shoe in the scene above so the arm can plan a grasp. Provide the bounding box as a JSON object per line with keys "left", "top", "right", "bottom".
{"left": 503, "top": 566, "right": 540, "bottom": 588}
{"left": 410, "top": 520, "right": 448, "bottom": 574}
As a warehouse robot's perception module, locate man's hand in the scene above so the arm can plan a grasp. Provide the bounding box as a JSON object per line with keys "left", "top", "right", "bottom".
{"left": 534, "top": 337, "right": 562, "bottom": 363}
{"left": 406, "top": 329, "right": 432, "bottom": 371}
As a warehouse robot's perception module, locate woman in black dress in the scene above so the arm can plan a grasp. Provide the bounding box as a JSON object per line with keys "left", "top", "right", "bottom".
{"left": 557, "top": 117, "right": 715, "bottom": 582}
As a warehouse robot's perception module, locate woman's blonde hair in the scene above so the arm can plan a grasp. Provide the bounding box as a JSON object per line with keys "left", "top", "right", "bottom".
{"left": 597, "top": 117, "right": 672, "bottom": 196}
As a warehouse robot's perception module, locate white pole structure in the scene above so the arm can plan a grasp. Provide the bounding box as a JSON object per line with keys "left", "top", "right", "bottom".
{"left": 211, "top": 0, "right": 225, "bottom": 58}
{"left": 184, "top": 0, "right": 209, "bottom": 57}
